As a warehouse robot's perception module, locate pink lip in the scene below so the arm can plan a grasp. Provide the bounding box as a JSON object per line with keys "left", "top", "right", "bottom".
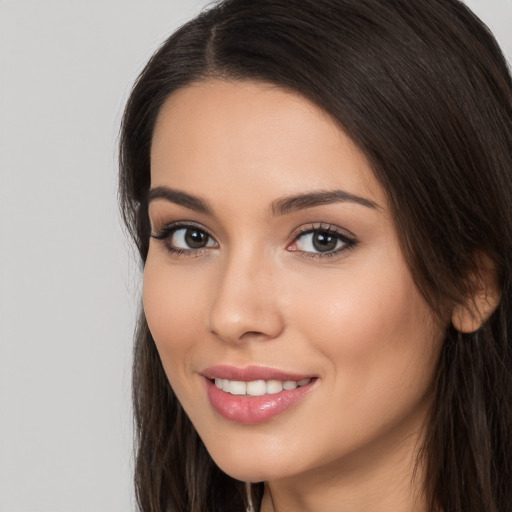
{"left": 201, "top": 365, "right": 313, "bottom": 382}
{"left": 201, "top": 365, "right": 317, "bottom": 425}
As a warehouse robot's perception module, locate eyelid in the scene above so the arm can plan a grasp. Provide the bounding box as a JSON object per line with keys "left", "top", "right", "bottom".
{"left": 150, "top": 220, "right": 357, "bottom": 259}
{"left": 151, "top": 220, "right": 219, "bottom": 257}
{"left": 289, "top": 223, "right": 356, "bottom": 242}
{"left": 287, "top": 223, "right": 358, "bottom": 258}
{"left": 151, "top": 220, "right": 215, "bottom": 240}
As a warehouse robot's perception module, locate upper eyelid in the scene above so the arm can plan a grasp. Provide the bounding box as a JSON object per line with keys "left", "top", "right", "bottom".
{"left": 151, "top": 220, "right": 357, "bottom": 247}
{"left": 290, "top": 223, "right": 356, "bottom": 241}
{"left": 151, "top": 220, "right": 215, "bottom": 238}
{"left": 290, "top": 225, "right": 358, "bottom": 260}
{"left": 151, "top": 222, "right": 218, "bottom": 255}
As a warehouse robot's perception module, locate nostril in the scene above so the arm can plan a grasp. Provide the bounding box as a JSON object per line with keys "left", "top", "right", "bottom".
{"left": 239, "top": 330, "right": 274, "bottom": 342}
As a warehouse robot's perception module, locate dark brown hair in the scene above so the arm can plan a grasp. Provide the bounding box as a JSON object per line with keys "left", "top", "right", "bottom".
{"left": 119, "top": 1, "right": 512, "bottom": 510}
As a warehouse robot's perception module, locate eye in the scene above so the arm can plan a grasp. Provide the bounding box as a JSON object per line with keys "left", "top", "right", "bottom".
{"left": 151, "top": 223, "right": 218, "bottom": 254}
{"left": 288, "top": 224, "right": 357, "bottom": 257}
{"left": 172, "top": 227, "right": 216, "bottom": 249}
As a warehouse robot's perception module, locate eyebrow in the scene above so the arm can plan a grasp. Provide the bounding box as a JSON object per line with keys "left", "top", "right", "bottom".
{"left": 271, "top": 190, "right": 380, "bottom": 215}
{"left": 147, "top": 186, "right": 380, "bottom": 216}
{"left": 148, "top": 186, "right": 212, "bottom": 214}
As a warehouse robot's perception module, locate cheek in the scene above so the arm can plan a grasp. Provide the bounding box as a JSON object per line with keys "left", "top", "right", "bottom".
{"left": 142, "top": 254, "right": 207, "bottom": 381}
{"left": 290, "top": 259, "right": 442, "bottom": 406}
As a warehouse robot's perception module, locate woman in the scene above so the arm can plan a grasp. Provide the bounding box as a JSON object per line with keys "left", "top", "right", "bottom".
{"left": 119, "top": 0, "right": 512, "bottom": 510}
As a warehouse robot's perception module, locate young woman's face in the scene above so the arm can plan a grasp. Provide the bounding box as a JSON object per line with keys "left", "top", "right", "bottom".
{"left": 144, "top": 80, "right": 445, "bottom": 483}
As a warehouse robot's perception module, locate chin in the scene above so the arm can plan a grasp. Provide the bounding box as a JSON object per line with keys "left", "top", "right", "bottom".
{"left": 203, "top": 438, "right": 302, "bottom": 483}
{"left": 212, "top": 458, "right": 283, "bottom": 483}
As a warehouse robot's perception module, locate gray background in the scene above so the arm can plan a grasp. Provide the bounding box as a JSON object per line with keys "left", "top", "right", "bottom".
{"left": 0, "top": 1, "right": 510, "bottom": 510}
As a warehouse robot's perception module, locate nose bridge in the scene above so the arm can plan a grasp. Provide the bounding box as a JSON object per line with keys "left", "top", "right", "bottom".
{"left": 208, "top": 245, "right": 284, "bottom": 343}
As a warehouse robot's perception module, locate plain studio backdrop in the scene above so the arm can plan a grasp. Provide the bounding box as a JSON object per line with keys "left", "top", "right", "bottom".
{"left": 0, "top": 1, "right": 510, "bottom": 510}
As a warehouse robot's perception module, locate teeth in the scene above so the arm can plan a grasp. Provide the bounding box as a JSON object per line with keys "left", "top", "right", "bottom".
{"left": 267, "top": 380, "right": 283, "bottom": 394}
{"left": 230, "top": 381, "right": 247, "bottom": 395}
{"left": 246, "top": 380, "right": 267, "bottom": 396}
{"left": 283, "top": 380, "right": 297, "bottom": 390}
{"left": 214, "top": 377, "right": 311, "bottom": 396}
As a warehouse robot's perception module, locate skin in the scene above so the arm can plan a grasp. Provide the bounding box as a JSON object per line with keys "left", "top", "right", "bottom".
{"left": 144, "top": 80, "right": 447, "bottom": 512}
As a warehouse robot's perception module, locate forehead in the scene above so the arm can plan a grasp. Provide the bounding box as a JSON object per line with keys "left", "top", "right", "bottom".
{"left": 150, "top": 79, "right": 384, "bottom": 207}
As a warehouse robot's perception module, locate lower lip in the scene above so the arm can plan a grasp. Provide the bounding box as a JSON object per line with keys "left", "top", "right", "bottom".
{"left": 205, "top": 378, "right": 315, "bottom": 424}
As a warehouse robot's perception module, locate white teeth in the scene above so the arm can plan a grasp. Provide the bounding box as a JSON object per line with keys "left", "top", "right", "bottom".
{"left": 229, "top": 381, "right": 247, "bottom": 395}
{"left": 213, "top": 377, "right": 312, "bottom": 396}
{"left": 267, "top": 380, "right": 283, "bottom": 394}
{"left": 283, "top": 380, "right": 297, "bottom": 390}
{"left": 246, "top": 380, "right": 267, "bottom": 396}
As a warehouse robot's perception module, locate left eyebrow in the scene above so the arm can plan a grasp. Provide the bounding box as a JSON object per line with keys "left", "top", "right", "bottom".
{"left": 148, "top": 186, "right": 212, "bottom": 214}
{"left": 270, "top": 190, "right": 381, "bottom": 216}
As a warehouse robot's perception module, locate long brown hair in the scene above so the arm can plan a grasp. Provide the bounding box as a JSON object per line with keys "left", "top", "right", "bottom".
{"left": 119, "top": 1, "right": 512, "bottom": 510}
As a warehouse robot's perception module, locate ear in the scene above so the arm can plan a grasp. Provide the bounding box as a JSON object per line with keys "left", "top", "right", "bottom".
{"left": 451, "top": 254, "right": 501, "bottom": 333}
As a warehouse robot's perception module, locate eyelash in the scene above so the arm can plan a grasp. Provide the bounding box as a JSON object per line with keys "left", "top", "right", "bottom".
{"left": 150, "top": 222, "right": 358, "bottom": 259}
{"left": 289, "top": 223, "right": 358, "bottom": 259}
{"left": 151, "top": 221, "right": 216, "bottom": 258}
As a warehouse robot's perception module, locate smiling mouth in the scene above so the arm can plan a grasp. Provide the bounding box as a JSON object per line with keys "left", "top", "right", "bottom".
{"left": 204, "top": 373, "right": 317, "bottom": 424}
{"left": 211, "top": 377, "right": 313, "bottom": 396}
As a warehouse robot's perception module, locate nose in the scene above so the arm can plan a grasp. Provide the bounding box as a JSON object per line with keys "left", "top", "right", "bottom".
{"left": 208, "top": 250, "right": 285, "bottom": 344}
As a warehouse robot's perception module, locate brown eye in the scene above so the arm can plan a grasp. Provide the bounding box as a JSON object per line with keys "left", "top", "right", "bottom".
{"left": 295, "top": 229, "right": 345, "bottom": 254}
{"left": 311, "top": 231, "right": 338, "bottom": 252}
{"left": 289, "top": 225, "right": 357, "bottom": 258}
{"left": 184, "top": 228, "right": 210, "bottom": 248}
{"left": 168, "top": 226, "right": 217, "bottom": 250}
{"left": 152, "top": 224, "right": 218, "bottom": 254}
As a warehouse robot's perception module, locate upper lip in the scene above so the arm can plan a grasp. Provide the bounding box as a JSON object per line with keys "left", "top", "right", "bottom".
{"left": 201, "top": 365, "right": 315, "bottom": 382}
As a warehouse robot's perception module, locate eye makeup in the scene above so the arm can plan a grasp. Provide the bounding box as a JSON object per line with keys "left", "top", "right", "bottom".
{"left": 151, "top": 219, "right": 358, "bottom": 260}
{"left": 287, "top": 223, "right": 358, "bottom": 260}
{"left": 151, "top": 221, "right": 218, "bottom": 257}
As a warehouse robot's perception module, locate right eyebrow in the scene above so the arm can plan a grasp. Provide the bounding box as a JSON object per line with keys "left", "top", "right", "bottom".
{"left": 147, "top": 186, "right": 212, "bottom": 214}
{"left": 270, "top": 189, "right": 380, "bottom": 216}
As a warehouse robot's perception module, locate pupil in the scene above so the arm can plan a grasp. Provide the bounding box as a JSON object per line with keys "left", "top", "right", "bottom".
{"left": 313, "top": 231, "right": 337, "bottom": 252}
{"left": 185, "top": 228, "right": 207, "bottom": 248}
